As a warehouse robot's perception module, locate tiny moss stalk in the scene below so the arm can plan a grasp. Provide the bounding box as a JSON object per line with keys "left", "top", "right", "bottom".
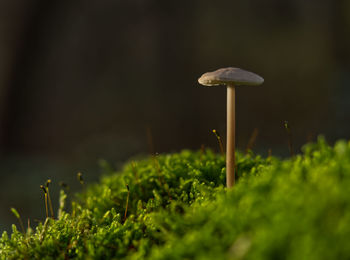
{"left": 10, "top": 208, "right": 25, "bottom": 235}
{"left": 246, "top": 128, "right": 259, "bottom": 153}
{"left": 46, "top": 180, "right": 54, "bottom": 219}
{"left": 212, "top": 129, "right": 225, "bottom": 156}
{"left": 40, "top": 185, "right": 49, "bottom": 219}
{"left": 77, "top": 172, "right": 84, "bottom": 186}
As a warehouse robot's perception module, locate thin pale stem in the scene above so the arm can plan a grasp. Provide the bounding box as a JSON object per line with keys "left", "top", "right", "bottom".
{"left": 44, "top": 194, "right": 48, "bottom": 219}
{"left": 226, "top": 85, "right": 235, "bottom": 188}
{"left": 46, "top": 188, "right": 54, "bottom": 219}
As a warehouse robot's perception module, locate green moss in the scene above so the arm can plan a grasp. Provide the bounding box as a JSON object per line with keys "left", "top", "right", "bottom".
{"left": 2, "top": 137, "right": 350, "bottom": 259}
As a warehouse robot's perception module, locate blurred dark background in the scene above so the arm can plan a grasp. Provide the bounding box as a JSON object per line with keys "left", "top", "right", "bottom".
{"left": 1, "top": 0, "right": 349, "bottom": 231}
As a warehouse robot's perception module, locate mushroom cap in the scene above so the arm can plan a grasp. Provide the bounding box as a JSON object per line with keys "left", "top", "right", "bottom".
{"left": 198, "top": 67, "right": 264, "bottom": 87}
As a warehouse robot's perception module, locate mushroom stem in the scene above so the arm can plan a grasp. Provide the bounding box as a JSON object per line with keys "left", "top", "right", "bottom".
{"left": 226, "top": 85, "right": 235, "bottom": 188}
{"left": 198, "top": 67, "right": 264, "bottom": 188}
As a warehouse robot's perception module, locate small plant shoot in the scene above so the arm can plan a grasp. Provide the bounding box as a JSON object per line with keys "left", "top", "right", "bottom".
{"left": 212, "top": 129, "right": 225, "bottom": 156}
{"left": 40, "top": 185, "right": 49, "bottom": 219}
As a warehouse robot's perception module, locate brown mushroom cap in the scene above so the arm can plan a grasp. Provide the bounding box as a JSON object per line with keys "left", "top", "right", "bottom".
{"left": 198, "top": 67, "right": 264, "bottom": 87}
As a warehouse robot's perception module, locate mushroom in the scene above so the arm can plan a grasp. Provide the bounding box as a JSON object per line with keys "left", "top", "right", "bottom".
{"left": 198, "top": 67, "right": 264, "bottom": 188}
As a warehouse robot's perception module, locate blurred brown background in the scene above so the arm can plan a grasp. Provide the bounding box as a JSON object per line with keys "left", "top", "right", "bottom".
{"left": 0, "top": 0, "right": 349, "bottom": 231}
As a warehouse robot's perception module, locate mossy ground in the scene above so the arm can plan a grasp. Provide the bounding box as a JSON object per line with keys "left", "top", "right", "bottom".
{"left": 1, "top": 137, "right": 350, "bottom": 259}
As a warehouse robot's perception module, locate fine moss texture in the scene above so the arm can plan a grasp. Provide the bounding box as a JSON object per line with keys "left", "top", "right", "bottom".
{"left": 1, "top": 137, "right": 350, "bottom": 259}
